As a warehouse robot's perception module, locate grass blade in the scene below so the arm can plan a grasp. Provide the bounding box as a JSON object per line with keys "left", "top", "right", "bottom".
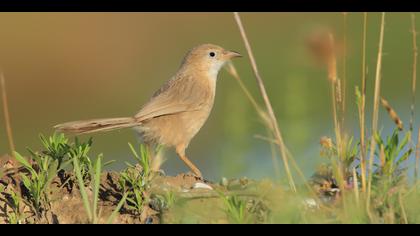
{"left": 92, "top": 155, "right": 102, "bottom": 224}
{"left": 73, "top": 157, "right": 93, "bottom": 222}
{"left": 106, "top": 192, "right": 128, "bottom": 224}
{"left": 233, "top": 12, "right": 297, "bottom": 192}
{"left": 367, "top": 12, "right": 386, "bottom": 221}
{"left": 0, "top": 73, "right": 15, "bottom": 160}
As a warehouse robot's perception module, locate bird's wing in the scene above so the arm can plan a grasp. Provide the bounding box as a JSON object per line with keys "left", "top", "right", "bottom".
{"left": 134, "top": 75, "right": 208, "bottom": 122}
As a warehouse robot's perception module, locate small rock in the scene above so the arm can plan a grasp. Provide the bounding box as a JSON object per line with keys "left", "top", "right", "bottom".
{"left": 192, "top": 182, "right": 213, "bottom": 190}
{"left": 145, "top": 216, "right": 154, "bottom": 224}
{"left": 220, "top": 177, "right": 229, "bottom": 187}
{"left": 303, "top": 198, "right": 319, "bottom": 210}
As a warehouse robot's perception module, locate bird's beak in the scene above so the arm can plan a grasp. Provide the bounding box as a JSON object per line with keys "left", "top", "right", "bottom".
{"left": 223, "top": 50, "right": 242, "bottom": 59}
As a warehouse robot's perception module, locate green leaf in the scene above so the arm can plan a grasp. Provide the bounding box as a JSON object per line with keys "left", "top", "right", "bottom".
{"left": 14, "top": 152, "right": 37, "bottom": 177}
{"left": 106, "top": 192, "right": 128, "bottom": 224}
{"left": 398, "top": 132, "right": 410, "bottom": 153}
{"left": 92, "top": 155, "right": 102, "bottom": 223}
{"left": 73, "top": 157, "right": 93, "bottom": 222}
{"left": 128, "top": 143, "right": 140, "bottom": 160}
{"left": 14, "top": 152, "right": 32, "bottom": 170}
{"left": 46, "top": 160, "right": 59, "bottom": 187}
{"left": 104, "top": 160, "right": 116, "bottom": 167}
{"left": 20, "top": 174, "right": 32, "bottom": 191}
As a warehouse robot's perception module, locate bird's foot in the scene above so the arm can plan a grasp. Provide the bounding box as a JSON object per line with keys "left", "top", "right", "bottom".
{"left": 184, "top": 172, "right": 211, "bottom": 184}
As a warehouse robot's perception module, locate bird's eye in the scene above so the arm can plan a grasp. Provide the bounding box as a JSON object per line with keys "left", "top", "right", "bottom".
{"left": 209, "top": 52, "right": 216, "bottom": 57}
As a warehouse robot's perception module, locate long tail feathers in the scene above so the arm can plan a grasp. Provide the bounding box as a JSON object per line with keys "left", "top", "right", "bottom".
{"left": 54, "top": 117, "right": 138, "bottom": 135}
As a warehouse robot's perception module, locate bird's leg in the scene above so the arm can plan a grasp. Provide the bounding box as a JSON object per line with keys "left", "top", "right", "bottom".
{"left": 176, "top": 145, "right": 202, "bottom": 178}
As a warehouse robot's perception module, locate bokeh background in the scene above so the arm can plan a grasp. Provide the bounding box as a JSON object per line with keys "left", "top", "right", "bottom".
{"left": 0, "top": 13, "right": 418, "bottom": 181}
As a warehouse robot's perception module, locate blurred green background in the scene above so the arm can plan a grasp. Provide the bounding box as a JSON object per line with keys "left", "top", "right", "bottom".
{"left": 0, "top": 13, "right": 418, "bottom": 181}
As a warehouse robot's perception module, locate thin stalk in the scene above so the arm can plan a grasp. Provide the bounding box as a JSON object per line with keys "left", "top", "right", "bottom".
{"left": 410, "top": 13, "right": 418, "bottom": 192}
{"left": 106, "top": 192, "right": 128, "bottom": 224}
{"left": 353, "top": 167, "right": 360, "bottom": 206}
{"left": 73, "top": 157, "right": 93, "bottom": 222}
{"left": 233, "top": 12, "right": 296, "bottom": 192}
{"left": 398, "top": 191, "right": 408, "bottom": 224}
{"left": 225, "top": 62, "right": 264, "bottom": 116}
{"left": 331, "top": 80, "right": 347, "bottom": 199}
{"left": 225, "top": 62, "right": 281, "bottom": 179}
{"left": 415, "top": 128, "right": 420, "bottom": 181}
{"left": 410, "top": 13, "right": 418, "bottom": 133}
{"left": 253, "top": 134, "right": 322, "bottom": 200}
{"left": 0, "top": 73, "right": 15, "bottom": 160}
{"left": 266, "top": 128, "right": 281, "bottom": 180}
{"left": 342, "top": 12, "right": 348, "bottom": 131}
{"left": 325, "top": 31, "right": 347, "bottom": 205}
{"left": 360, "top": 12, "right": 368, "bottom": 193}
{"left": 366, "top": 12, "right": 386, "bottom": 220}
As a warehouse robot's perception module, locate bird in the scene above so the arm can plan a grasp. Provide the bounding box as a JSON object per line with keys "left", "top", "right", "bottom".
{"left": 54, "top": 44, "right": 242, "bottom": 178}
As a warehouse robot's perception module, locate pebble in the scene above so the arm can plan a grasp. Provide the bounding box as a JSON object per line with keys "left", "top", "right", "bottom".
{"left": 192, "top": 182, "right": 213, "bottom": 190}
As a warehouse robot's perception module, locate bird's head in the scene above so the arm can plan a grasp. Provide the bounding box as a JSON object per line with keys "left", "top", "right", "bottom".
{"left": 180, "top": 44, "right": 242, "bottom": 78}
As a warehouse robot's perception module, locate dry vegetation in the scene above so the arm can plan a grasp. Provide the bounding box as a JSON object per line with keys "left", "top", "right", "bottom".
{"left": 2, "top": 12, "right": 420, "bottom": 224}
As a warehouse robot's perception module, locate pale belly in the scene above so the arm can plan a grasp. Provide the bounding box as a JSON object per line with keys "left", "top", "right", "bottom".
{"left": 133, "top": 108, "right": 211, "bottom": 148}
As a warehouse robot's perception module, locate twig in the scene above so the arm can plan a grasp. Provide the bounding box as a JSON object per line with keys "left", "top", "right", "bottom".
{"left": 0, "top": 72, "right": 15, "bottom": 160}
{"left": 360, "top": 12, "right": 368, "bottom": 193}
{"left": 225, "top": 62, "right": 281, "bottom": 179}
{"left": 254, "top": 134, "right": 321, "bottom": 199}
{"left": 367, "top": 12, "right": 386, "bottom": 220}
{"left": 225, "top": 62, "right": 265, "bottom": 116}
{"left": 415, "top": 128, "right": 420, "bottom": 181}
{"left": 398, "top": 191, "right": 409, "bottom": 224}
{"left": 341, "top": 12, "right": 348, "bottom": 133}
{"left": 233, "top": 12, "right": 296, "bottom": 192}
{"left": 352, "top": 167, "right": 360, "bottom": 206}
{"left": 410, "top": 13, "right": 418, "bottom": 133}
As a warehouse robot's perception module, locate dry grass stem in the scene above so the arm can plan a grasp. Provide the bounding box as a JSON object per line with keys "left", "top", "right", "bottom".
{"left": 359, "top": 12, "right": 368, "bottom": 193}
{"left": 0, "top": 72, "right": 16, "bottom": 160}
{"left": 367, "top": 12, "right": 386, "bottom": 219}
{"left": 307, "top": 29, "right": 348, "bottom": 200}
{"left": 352, "top": 167, "right": 360, "bottom": 206}
{"left": 225, "top": 62, "right": 270, "bottom": 125}
{"left": 415, "top": 128, "right": 420, "bottom": 180}
{"left": 399, "top": 191, "right": 409, "bottom": 224}
{"left": 341, "top": 12, "right": 348, "bottom": 133}
{"left": 233, "top": 12, "right": 297, "bottom": 192}
{"left": 225, "top": 62, "right": 281, "bottom": 179}
{"left": 410, "top": 13, "right": 418, "bottom": 133}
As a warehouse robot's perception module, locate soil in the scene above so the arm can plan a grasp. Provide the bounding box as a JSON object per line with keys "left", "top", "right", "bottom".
{"left": 0, "top": 154, "right": 255, "bottom": 224}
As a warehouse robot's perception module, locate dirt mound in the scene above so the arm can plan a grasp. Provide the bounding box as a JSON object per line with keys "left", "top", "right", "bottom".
{"left": 0, "top": 155, "right": 219, "bottom": 224}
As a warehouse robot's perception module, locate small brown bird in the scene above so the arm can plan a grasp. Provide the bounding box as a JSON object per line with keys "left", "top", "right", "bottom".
{"left": 54, "top": 44, "right": 241, "bottom": 177}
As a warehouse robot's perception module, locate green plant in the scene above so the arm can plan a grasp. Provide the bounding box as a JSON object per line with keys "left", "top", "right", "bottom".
{"left": 118, "top": 143, "right": 152, "bottom": 215}
{"left": 373, "top": 129, "right": 411, "bottom": 184}
{"left": 14, "top": 151, "right": 58, "bottom": 216}
{"left": 38, "top": 133, "right": 70, "bottom": 169}
{"left": 73, "top": 154, "right": 102, "bottom": 223}
{"left": 221, "top": 194, "right": 250, "bottom": 224}
{"left": 152, "top": 191, "right": 176, "bottom": 211}
{"left": 318, "top": 135, "right": 359, "bottom": 187}
{"left": 2, "top": 187, "right": 24, "bottom": 224}
{"left": 368, "top": 129, "right": 412, "bottom": 223}
{"left": 162, "top": 191, "right": 176, "bottom": 209}
{"left": 72, "top": 141, "right": 122, "bottom": 224}
{"left": 13, "top": 133, "right": 98, "bottom": 220}
{"left": 119, "top": 165, "right": 147, "bottom": 214}
{"left": 128, "top": 143, "right": 151, "bottom": 178}
{"left": 68, "top": 137, "right": 94, "bottom": 181}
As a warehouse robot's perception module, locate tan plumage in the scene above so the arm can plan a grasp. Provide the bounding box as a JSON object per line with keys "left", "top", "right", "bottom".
{"left": 54, "top": 44, "right": 241, "bottom": 177}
